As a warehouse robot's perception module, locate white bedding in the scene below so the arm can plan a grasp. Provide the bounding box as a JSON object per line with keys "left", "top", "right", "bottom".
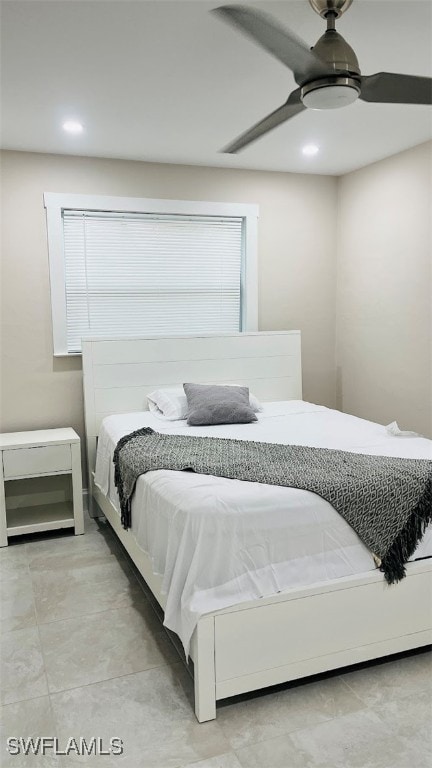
{"left": 94, "top": 401, "right": 432, "bottom": 655}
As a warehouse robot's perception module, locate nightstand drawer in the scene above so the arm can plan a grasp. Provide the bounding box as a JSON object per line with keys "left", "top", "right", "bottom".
{"left": 2, "top": 444, "right": 72, "bottom": 479}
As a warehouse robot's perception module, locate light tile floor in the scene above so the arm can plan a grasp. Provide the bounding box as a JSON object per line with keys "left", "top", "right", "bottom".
{"left": 0, "top": 515, "right": 431, "bottom": 768}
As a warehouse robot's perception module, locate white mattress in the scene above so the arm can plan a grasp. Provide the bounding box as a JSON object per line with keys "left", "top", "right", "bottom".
{"left": 94, "top": 401, "right": 432, "bottom": 656}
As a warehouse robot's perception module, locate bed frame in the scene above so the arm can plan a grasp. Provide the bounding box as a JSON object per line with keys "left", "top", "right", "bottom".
{"left": 82, "top": 331, "right": 432, "bottom": 722}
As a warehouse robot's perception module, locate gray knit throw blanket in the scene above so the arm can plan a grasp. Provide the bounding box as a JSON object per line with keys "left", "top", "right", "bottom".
{"left": 113, "top": 427, "right": 432, "bottom": 584}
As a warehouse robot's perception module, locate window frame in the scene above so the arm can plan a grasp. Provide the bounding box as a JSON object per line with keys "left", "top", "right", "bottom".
{"left": 44, "top": 192, "right": 259, "bottom": 356}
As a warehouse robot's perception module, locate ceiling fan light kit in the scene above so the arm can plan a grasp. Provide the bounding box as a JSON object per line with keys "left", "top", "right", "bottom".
{"left": 213, "top": 0, "right": 432, "bottom": 153}
{"left": 301, "top": 78, "right": 360, "bottom": 109}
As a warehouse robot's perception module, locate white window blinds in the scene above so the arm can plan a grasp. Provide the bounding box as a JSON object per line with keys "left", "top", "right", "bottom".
{"left": 62, "top": 210, "right": 243, "bottom": 353}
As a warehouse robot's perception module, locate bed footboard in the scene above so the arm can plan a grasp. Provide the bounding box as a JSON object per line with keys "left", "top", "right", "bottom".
{"left": 91, "top": 479, "right": 432, "bottom": 723}
{"left": 191, "top": 560, "right": 432, "bottom": 721}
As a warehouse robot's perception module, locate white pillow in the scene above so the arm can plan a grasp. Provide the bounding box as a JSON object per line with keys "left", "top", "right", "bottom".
{"left": 147, "top": 389, "right": 187, "bottom": 421}
{"left": 147, "top": 386, "right": 262, "bottom": 420}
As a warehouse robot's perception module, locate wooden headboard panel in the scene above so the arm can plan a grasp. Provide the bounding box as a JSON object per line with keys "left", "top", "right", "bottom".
{"left": 82, "top": 331, "right": 302, "bottom": 479}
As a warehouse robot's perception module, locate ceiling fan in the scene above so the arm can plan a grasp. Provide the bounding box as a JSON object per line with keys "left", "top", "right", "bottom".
{"left": 213, "top": 0, "right": 432, "bottom": 153}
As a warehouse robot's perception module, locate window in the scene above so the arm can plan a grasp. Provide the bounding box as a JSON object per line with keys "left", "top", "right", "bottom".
{"left": 44, "top": 194, "right": 258, "bottom": 355}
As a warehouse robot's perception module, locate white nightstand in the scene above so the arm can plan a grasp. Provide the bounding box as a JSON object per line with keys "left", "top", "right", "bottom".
{"left": 0, "top": 428, "right": 84, "bottom": 546}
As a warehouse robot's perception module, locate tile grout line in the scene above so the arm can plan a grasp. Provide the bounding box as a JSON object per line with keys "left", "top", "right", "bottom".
{"left": 3, "top": 533, "right": 172, "bottom": 673}
{"left": 1, "top": 662, "right": 183, "bottom": 711}
{"left": 177, "top": 751, "right": 238, "bottom": 768}
{"left": 31, "top": 570, "right": 52, "bottom": 705}
{"left": 35, "top": 594, "right": 179, "bottom": 699}
{"left": 26, "top": 549, "right": 145, "bottom": 628}
{"left": 1, "top": 530, "right": 182, "bottom": 709}
{"left": 2, "top": 542, "right": 39, "bottom": 631}
{"left": 337, "top": 673, "right": 373, "bottom": 708}
{"left": 225, "top": 666, "right": 432, "bottom": 760}
{"left": 335, "top": 663, "right": 432, "bottom": 718}
{"left": 2, "top": 602, "right": 147, "bottom": 635}
{"left": 1, "top": 553, "right": 51, "bottom": 709}
{"left": 227, "top": 710, "right": 363, "bottom": 762}
{"left": 47, "top": 660, "right": 184, "bottom": 700}
{"left": 228, "top": 694, "right": 426, "bottom": 768}
{"left": 1, "top": 691, "right": 55, "bottom": 709}
{"left": 28, "top": 525, "right": 183, "bottom": 700}
{"left": 23, "top": 593, "right": 153, "bottom": 630}
{"left": 1, "top": 586, "right": 179, "bottom": 726}
{"left": 45, "top": 659, "right": 186, "bottom": 759}
{"left": 215, "top": 675, "right": 379, "bottom": 756}
{"left": 27, "top": 551, "right": 132, "bottom": 575}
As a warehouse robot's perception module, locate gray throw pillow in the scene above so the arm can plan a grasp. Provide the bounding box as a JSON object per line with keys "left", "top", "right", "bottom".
{"left": 183, "top": 383, "right": 258, "bottom": 426}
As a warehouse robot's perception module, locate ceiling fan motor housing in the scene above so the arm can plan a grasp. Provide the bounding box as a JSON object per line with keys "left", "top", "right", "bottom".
{"left": 301, "top": 29, "right": 361, "bottom": 109}
{"left": 312, "top": 30, "right": 360, "bottom": 76}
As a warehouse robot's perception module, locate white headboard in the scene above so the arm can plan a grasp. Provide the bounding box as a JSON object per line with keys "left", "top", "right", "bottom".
{"left": 82, "top": 331, "right": 302, "bottom": 479}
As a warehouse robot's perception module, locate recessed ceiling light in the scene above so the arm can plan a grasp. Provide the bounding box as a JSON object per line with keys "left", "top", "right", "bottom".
{"left": 62, "top": 120, "right": 83, "bottom": 134}
{"left": 302, "top": 144, "right": 319, "bottom": 157}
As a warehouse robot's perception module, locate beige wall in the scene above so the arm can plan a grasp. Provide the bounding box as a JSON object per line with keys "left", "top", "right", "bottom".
{"left": 0, "top": 150, "right": 338, "bottom": 461}
{"left": 2, "top": 142, "right": 430, "bottom": 469}
{"left": 336, "top": 141, "right": 432, "bottom": 437}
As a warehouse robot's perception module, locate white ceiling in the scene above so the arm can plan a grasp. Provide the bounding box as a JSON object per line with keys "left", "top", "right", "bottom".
{"left": 1, "top": 0, "right": 431, "bottom": 175}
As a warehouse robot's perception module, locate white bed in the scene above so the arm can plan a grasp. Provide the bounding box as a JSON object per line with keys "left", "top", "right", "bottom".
{"left": 83, "top": 331, "right": 432, "bottom": 722}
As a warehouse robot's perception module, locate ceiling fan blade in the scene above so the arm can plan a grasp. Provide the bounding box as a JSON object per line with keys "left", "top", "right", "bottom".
{"left": 221, "top": 89, "right": 305, "bottom": 153}
{"left": 360, "top": 72, "right": 432, "bottom": 105}
{"left": 213, "top": 4, "right": 329, "bottom": 85}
